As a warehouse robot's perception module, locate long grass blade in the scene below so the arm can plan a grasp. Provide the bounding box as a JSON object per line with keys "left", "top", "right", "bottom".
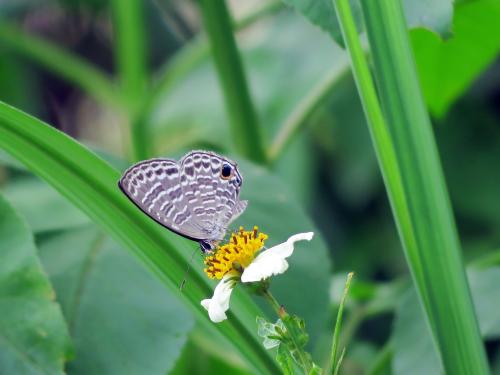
{"left": 333, "top": 0, "right": 489, "bottom": 373}
{"left": 198, "top": 0, "right": 266, "bottom": 164}
{"left": 0, "top": 101, "right": 279, "bottom": 374}
{"left": 110, "top": 0, "right": 149, "bottom": 161}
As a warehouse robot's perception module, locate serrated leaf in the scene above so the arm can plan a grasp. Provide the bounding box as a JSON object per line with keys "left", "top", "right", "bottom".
{"left": 281, "top": 0, "right": 452, "bottom": 45}
{"left": 0, "top": 194, "right": 72, "bottom": 375}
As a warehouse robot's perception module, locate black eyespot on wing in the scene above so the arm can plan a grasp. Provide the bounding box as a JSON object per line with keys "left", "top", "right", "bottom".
{"left": 221, "top": 163, "right": 232, "bottom": 179}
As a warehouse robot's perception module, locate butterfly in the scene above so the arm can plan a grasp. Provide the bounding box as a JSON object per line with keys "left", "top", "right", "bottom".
{"left": 118, "top": 150, "right": 248, "bottom": 252}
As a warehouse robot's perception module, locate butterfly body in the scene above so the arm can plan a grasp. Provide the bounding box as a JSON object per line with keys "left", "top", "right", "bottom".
{"left": 118, "top": 151, "right": 247, "bottom": 252}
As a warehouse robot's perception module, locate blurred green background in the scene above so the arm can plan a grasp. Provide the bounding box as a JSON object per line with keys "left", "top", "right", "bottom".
{"left": 0, "top": 0, "right": 499, "bottom": 374}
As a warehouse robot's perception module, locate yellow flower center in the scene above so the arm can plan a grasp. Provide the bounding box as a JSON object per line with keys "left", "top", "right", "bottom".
{"left": 204, "top": 226, "right": 268, "bottom": 279}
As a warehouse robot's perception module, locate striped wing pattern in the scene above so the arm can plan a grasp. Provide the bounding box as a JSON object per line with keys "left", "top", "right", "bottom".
{"left": 118, "top": 151, "right": 246, "bottom": 243}
{"left": 180, "top": 151, "right": 245, "bottom": 240}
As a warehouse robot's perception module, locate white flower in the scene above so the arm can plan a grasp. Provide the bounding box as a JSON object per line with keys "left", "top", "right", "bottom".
{"left": 201, "top": 230, "right": 314, "bottom": 323}
{"left": 241, "top": 232, "right": 314, "bottom": 282}
{"left": 201, "top": 273, "right": 238, "bottom": 323}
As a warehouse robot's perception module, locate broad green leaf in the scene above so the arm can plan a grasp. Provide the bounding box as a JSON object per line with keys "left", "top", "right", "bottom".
{"left": 281, "top": 0, "right": 452, "bottom": 45}
{"left": 0, "top": 194, "right": 72, "bottom": 375}
{"left": 0, "top": 101, "right": 279, "bottom": 374}
{"left": 392, "top": 268, "right": 500, "bottom": 375}
{"left": 411, "top": 0, "right": 500, "bottom": 118}
{"left": 2, "top": 177, "right": 90, "bottom": 233}
{"left": 38, "top": 226, "right": 194, "bottom": 375}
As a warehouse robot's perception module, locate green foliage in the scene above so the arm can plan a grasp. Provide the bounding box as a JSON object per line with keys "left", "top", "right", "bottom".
{"left": 38, "top": 226, "right": 194, "bottom": 375}
{"left": 3, "top": 178, "right": 89, "bottom": 233}
{"left": 281, "top": 0, "right": 453, "bottom": 45}
{"left": 335, "top": 0, "right": 489, "bottom": 373}
{"left": 0, "top": 102, "right": 278, "bottom": 374}
{"left": 0, "top": 0, "right": 500, "bottom": 373}
{"left": 276, "top": 345, "right": 294, "bottom": 375}
{"left": 198, "top": 0, "right": 266, "bottom": 163}
{"left": 0, "top": 23, "right": 121, "bottom": 109}
{"left": 257, "top": 314, "right": 319, "bottom": 374}
{"left": 330, "top": 272, "right": 353, "bottom": 375}
{"left": 0, "top": 194, "right": 72, "bottom": 375}
{"left": 412, "top": 0, "right": 500, "bottom": 117}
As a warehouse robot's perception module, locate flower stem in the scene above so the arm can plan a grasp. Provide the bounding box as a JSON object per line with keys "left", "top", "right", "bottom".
{"left": 262, "top": 289, "right": 311, "bottom": 374}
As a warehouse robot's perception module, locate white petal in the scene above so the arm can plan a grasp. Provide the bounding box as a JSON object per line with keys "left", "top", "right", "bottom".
{"left": 241, "top": 232, "right": 314, "bottom": 283}
{"left": 201, "top": 273, "right": 237, "bottom": 323}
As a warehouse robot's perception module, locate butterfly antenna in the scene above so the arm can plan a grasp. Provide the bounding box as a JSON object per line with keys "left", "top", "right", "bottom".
{"left": 179, "top": 246, "right": 200, "bottom": 291}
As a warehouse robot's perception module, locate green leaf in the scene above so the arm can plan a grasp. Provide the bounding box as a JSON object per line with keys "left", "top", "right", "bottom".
{"left": 335, "top": 0, "right": 489, "bottom": 372}
{"left": 38, "top": 226, "right": 194, "bottom": 375}
{"left": 256, "top": 317, "right": 285, "bottom": 349}
{"left": 276, "top": 344, "right": 294, "bottom": 375}
{"left": 2, "top": 177, "right": 89, "bottom": 233}
{"left": 0, "top": 194, "right": 72, "bottom": 375}
{"left": 0, "top": 101, "right": 279, "bottom": 374}
{"left": 411, "top": 0, "right": 500, "bottom": 118}
{"left": 281, "top": 0, "right": 452, "bottom": 45}
{"left": 198, "top": 0, "right": 266, "bottom": 163}
{"left": 392, "top": 268, "right": 500, "bottom": 375}
{"left": 110, "top": 0, "right": 149, "bottom": 160}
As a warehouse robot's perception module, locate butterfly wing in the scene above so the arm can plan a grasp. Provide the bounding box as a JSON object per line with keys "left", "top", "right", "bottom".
{"left": 118, "top": 158, "right": 208, "bottom": 241}
{"left": 179, "top": 151, "right": 246, "bottom": 241}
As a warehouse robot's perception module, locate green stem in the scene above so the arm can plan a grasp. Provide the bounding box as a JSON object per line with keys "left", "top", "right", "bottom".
{"left": 334, "top": 0, "right": 489, "bottom": 373}
{"left": 268, "top": 66, "right": 350, "bottom": 162}
{"left": 111, "top": 0, "right": 148, "bottom": 161}
{"left": 262, "top": 290, "right": 310, "bottom": 374}
{"left": 329, "top": 272, "right": 353, "bottom": 374}
{"left": 198, "top": 0, "right": 266, "bottom": 164}
{"left": 139, "top": 1, "right": 282, "bottom": 157}
{"left": 151, "top": 0, "right": 282, "bottom": 102}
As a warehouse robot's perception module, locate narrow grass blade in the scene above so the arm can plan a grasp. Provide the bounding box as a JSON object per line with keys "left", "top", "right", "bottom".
{"left": 329, "top": 272, "right": 353, "bottom": 374}
{"left": 110, "top": 0, "right": 149, "bottom": 161}
{"left": 333, "top": 0, "right": 490, "bottom": 373}
{"left": 198, "top": 0, "right": 266, "bottom": 164}
{"left": 268, "top": 67, "right": 350, "bottom": 163}
{"left": 0, "top": 101, "right": 279, "bottom": 374}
